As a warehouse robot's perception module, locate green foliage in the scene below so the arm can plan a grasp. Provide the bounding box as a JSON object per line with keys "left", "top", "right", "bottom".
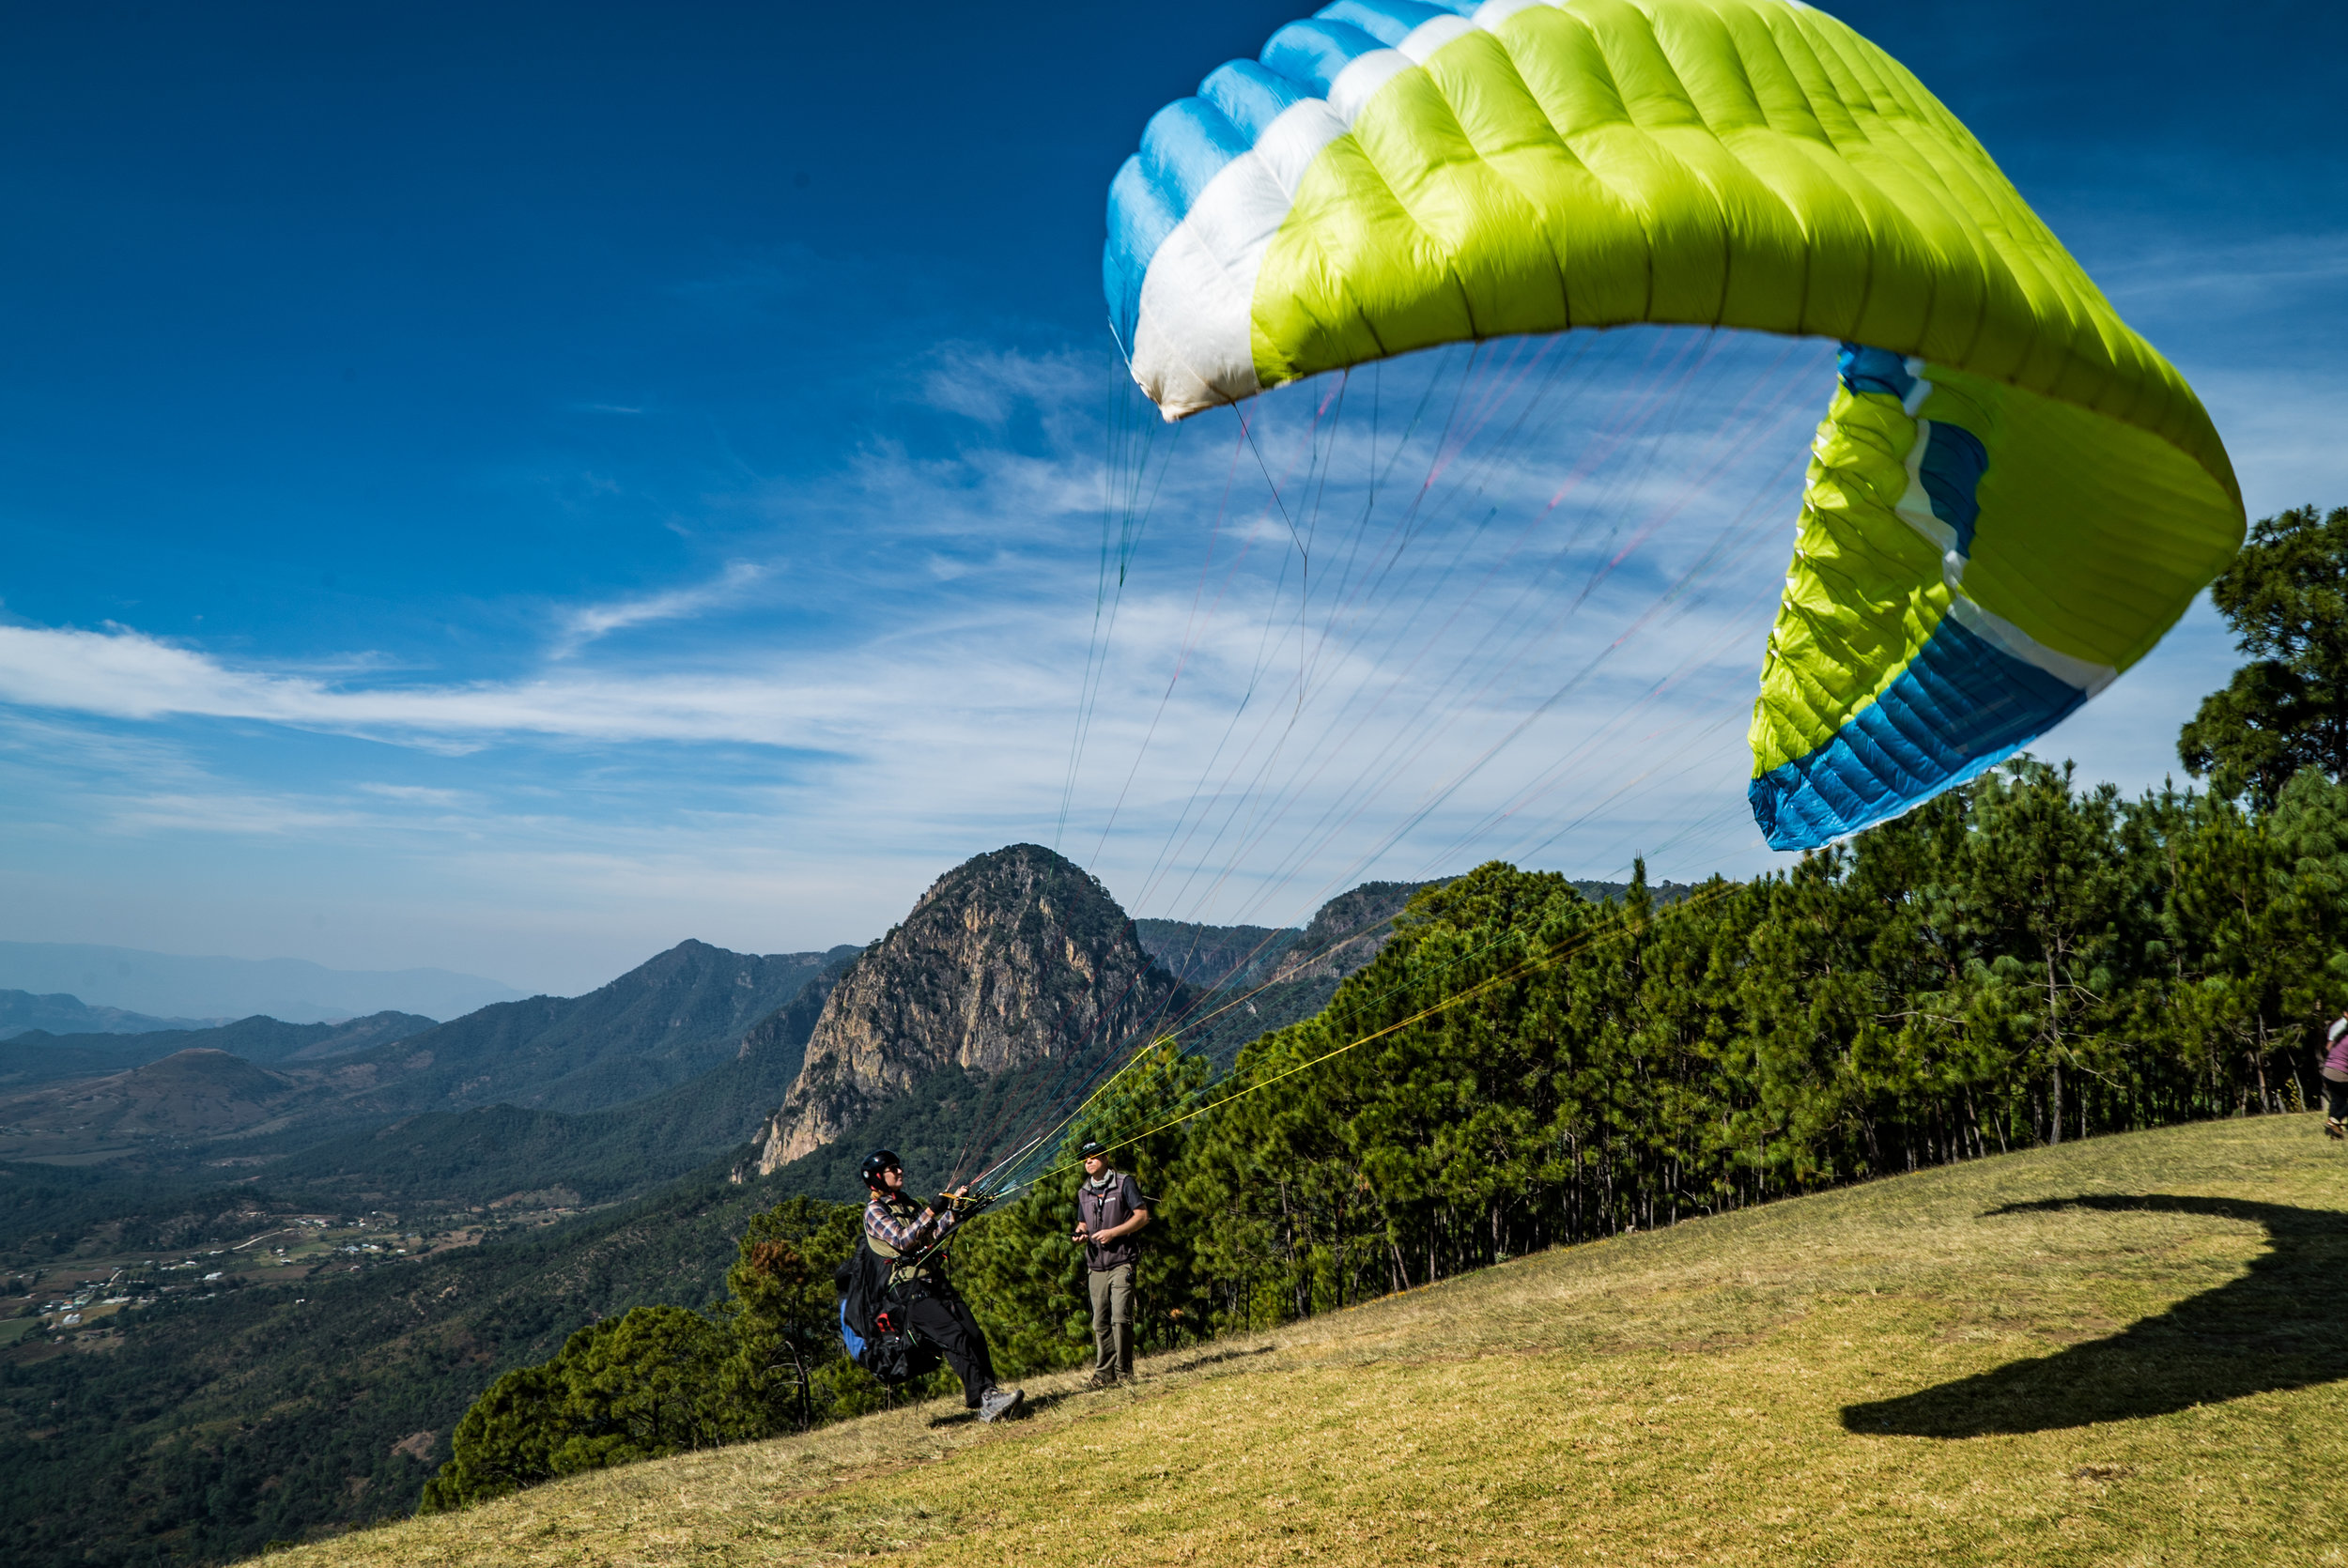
{"left": 27, "top": 746, "right": 2348, "bottom": 1556}
{"left": 955, "top": 1039, "right": 1211, "bottom": 1375}
{"left": 715, "top": 1197, "right": 863, "bottom": 1436}
{"left": 418, "top": 1305, "right": 731, "bottom": 1511}
{"left": 419, "top": 1194, "right": 875, "bottom": 1514}
{"left": 2180, "top": 503, "right": 2348, "bottom": 805}
{"left": 1129, "top": 765, "right": 2348, "bottom": 1335}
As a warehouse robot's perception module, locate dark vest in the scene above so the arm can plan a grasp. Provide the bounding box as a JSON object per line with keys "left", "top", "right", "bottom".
{"left": 867, "top": 1191, "right": 947, "bottom": 1290}
{"left": 1077, "top": 1171, "right": 1147, "bottom": 1270}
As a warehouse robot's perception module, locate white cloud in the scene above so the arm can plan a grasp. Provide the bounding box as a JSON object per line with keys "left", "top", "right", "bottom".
{"left": 0, "top": 323, "right": 2279, "bottom": 980}
{"left": 0, "top": 616, "right": 1075, "bottom": 752}
{"left": 2188, "top": 366, "right": 2348, "bottom": 519}
{"left": 2096, "top": 233, "right": 2348, "bottom": 313}
{"left": 551, "top": 561, "right": 772, "bottom": 655}
{"left": 354, "top": 782, "right": 471, "bottom": 808}
{"left": 919, "top": 344, "right": 1094, "bottom": 427}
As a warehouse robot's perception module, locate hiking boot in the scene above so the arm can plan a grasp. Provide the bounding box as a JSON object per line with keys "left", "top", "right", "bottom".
{"left": 2327, "top": 1118, "right": 2345, "bottom": 1141}
{"left": 1084, "top": 1368, "right": 1120, "bottom": 1390}
{"left": 977, "top": 1385, "right": 1026, "bottom": 1423}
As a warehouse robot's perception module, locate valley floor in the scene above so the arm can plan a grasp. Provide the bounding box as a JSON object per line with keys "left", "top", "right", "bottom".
{"left": 270, "top": 1115, "right": 2348, "bottom": 1567}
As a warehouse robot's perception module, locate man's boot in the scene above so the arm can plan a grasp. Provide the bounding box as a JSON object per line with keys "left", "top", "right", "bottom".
{"left": 977, "top": 1385, "right": 1026, "bottom": 1423}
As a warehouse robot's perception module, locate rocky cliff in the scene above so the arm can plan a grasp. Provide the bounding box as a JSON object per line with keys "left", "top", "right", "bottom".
{"left": 749, "top": 844, "right": 1180, "bottom": 1174}
{"left": 1270, "top": 879, "right": 1445, "bottom": 982}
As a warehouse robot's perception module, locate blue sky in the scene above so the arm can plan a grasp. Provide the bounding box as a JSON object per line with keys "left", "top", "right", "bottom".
{"left": 1, "top": 0, "right": 2340, "bottom": 997}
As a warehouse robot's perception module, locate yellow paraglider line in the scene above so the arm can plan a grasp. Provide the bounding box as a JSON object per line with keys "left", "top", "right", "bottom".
{"left": 1007, "top": 330, "right": 1826, "bottom": 1200}
{"left": 964, "top": 894, "right": 1440, "bottom": 1193}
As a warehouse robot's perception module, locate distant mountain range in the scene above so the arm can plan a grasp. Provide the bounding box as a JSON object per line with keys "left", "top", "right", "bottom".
{"left": 0, "top": 850, "right": 1453, "bottom": 1203}
{"left": 0, "top": 940, "right": 526, "bottom": 1022}
{"left": 0, "top": 856, "right": 1498, "bottom": 1236}
{"left": 0, "top": 1010, "right": 437, "bottom": 1089}
{"left": 0, "top": 941, "right": 861, "bottom": 1194}
{"left": 0, "top": 861, "right": 1519, "bottom": 1205}
{"left": 268, "top": 945, "right": 863, "bottom": 1207}
{"left": 0, "top": 989, "right": 219, "bottom": 1040}
{"left": 0, "top": 845, "right": 1521, "bottom": 1567}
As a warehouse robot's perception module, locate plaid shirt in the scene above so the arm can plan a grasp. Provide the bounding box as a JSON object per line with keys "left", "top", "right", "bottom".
{"left": 864, "top": 1190, "right": 960, "bottom": 1256}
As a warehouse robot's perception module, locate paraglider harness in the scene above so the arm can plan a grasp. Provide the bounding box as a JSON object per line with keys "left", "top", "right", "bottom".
{"left": 834, "top": 1187, "right": 994, "bottom": 1386}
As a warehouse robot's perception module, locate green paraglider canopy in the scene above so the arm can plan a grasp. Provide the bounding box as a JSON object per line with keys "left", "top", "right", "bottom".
{"left": 1104, "top": 0, "right": 2242, "bottom": 848}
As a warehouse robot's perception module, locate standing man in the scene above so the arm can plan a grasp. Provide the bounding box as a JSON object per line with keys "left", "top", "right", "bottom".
{"left": 2324, "top": 1016, "right": 2348, "bottom": 1139}
{"left": 1072, "top": 1139, "right": 1151, "bottom": 1388}
{"left": 859, "top": 1150, "right": 1025, "bottom": 1422}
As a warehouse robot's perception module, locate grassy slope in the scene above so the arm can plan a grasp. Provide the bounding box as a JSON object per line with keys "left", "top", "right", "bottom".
{"left": 270, "top": 1114, "right": 2348, "bottom": 1568}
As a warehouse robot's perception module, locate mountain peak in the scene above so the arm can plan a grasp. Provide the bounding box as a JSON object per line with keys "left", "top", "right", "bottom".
{"left": 1273, "top": 878, "right": 1448, "bottom": 982}
{"left": 751, "top": 843, "right": 1176, "bottom": 1172}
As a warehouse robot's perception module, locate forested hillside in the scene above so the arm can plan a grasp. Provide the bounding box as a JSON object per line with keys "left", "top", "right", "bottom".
{"left": 0, "top": 1163, "right": 805, "bottom": 1568}
{"left": 19, "top": 503, "right": 2348, "bottom": 1562}
{"left": 1123, "top": 761, "right": 2348, "bottom": 1328}
{"left": 1130, "top": 919, "right": 1297, "bottom": 986}
{"left": 405, "top": 754, "right": 2348, "bottom": 1534}
{"left": 1137, "top": 879, "right": 1442, "bottom": 1067}
{"left": 326, "top": 939, "right": 859, "bottom": 1116}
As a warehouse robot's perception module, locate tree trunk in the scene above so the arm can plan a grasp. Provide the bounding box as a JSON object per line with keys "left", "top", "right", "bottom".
{"left": 2047, "top": 946, "right": 2065, "bottom": 1145}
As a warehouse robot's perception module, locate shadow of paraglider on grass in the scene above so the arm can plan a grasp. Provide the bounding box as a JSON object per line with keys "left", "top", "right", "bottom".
{"left": 1844, "top": 1193, "right": 2348, "bottom": 1437}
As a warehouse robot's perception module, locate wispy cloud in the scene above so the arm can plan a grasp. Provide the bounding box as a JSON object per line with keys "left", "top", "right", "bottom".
{"left": 551, "top": 561, "right": 772, "bottom": 656}
{"left": 2, "top": 320, "right": 2317, "bottom": 989}
{"left": 919, "top": 344, "right": 1094, "bottom": 427}
{"left": 2094, "top": 233, "right": 2348, "bottom": 310}
{"left": 0, "top": 332, "right": 1835, "bottom": 930}
{"left": 354, "top": 782, "right": 472, "bottom": 808}
{"left": 0, "top": 616, "right": 1061, "bottom": 751}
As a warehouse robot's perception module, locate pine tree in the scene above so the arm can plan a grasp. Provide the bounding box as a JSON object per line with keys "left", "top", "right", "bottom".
{"left": 2179, "top": 503, "right": 2348, "bottom": 804}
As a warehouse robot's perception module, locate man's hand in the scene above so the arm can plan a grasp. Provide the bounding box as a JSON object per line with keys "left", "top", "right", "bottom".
{"left": 1072, "top": 1222, "right": 1090, "bottom": 1243}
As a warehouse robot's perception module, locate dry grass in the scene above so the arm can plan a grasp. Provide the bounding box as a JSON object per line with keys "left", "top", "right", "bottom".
{"left": 269, "top": 1115, "right": 2348, "bottom": 1567}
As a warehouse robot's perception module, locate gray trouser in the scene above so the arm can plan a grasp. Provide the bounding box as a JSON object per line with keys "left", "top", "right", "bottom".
{"left": 1089, "top": 1263, "right": 1135, "bottom": 1376}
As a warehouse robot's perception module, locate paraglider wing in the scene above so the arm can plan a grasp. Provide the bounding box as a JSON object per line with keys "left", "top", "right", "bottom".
{"left": 1104, "top": 0, "right": 2242, "bottom": 850}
